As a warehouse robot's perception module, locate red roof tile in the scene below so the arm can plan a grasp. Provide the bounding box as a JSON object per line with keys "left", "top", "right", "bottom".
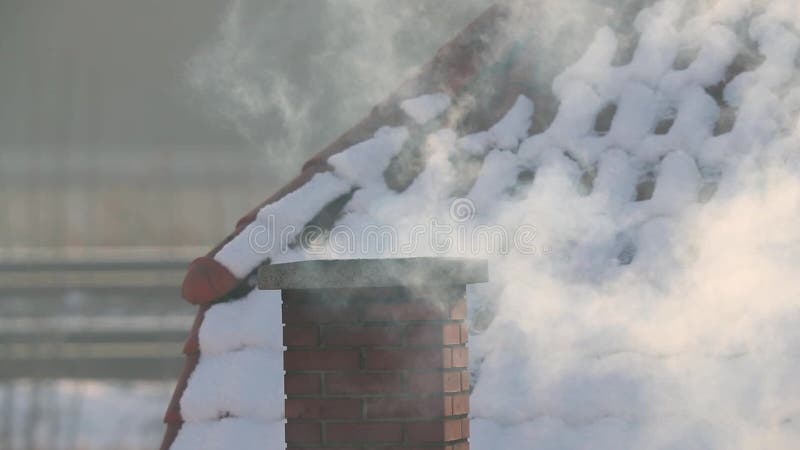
{"left": 181, "top": 257, "right": 239, "bottom": 305}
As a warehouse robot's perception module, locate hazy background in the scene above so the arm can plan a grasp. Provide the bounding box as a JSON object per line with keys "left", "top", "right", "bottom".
{"left": 0, "top": 1, "right": 490, "bottom": 448}
{"left": 5, "top": 1, "right": 796, "bottom": 449}
{"left": 0, "top": 0, "right": 491, "bottom": 252}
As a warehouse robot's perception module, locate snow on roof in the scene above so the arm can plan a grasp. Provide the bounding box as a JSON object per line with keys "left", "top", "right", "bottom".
{"left": 401, "top": 92, "right": 453, "bottom": 125}
{"left": 165, "top": 1, "right": 800, "bottom": 449}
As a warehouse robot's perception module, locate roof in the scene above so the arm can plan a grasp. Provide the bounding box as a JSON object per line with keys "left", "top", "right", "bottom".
{"left": 163, "top": 1, "right": 800, "bottom": 448}
{"left": 178, "top": 3, "right": 516, "bottom": 306}
{"left": 162, "top": 4, "right": 516, "bottom": 447}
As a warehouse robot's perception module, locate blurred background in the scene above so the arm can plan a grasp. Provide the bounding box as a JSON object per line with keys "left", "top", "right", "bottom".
{"left": 0, "top": 0, "right": 490, "bottom": 448}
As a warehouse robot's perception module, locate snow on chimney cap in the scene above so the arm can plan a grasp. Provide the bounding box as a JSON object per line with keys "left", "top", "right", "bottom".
{"left": 258, "top": 257, "right": 488, "bottom": 290}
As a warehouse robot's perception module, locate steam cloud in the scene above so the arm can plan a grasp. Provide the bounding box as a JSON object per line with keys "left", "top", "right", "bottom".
{"left": 188, "top": 0, "right": 491, "bottom": 167}
{"left": 182, "top": 0, "right": 800, "bottom": 448}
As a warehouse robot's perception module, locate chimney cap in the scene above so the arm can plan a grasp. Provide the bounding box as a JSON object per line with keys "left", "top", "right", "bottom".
{"left": 258, "top": 257, "right": 488, "bottom": 290}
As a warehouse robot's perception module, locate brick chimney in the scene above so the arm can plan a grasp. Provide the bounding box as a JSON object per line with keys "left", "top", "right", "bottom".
{"left": 258, "top": 257, "right": 487, "bottom": 449}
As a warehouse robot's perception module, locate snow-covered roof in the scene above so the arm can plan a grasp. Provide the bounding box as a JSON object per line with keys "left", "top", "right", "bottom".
{"left": 164, "top": 1, "right": 800, "bottom": 449}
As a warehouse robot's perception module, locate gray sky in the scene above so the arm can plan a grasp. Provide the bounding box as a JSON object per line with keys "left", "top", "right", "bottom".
{"left": 0, "top": 0, "right": 491, "bottom": 249}
{"left": 0, "top": 0, "right": 249, "bottom": 152}
{"left": 0, "top": 0, "right": 490, "bottom": 159}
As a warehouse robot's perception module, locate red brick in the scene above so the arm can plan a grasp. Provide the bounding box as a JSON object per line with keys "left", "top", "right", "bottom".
{"left": 283, "top": 325, "right": 319, "bottom": 346}
{"left": 288, "top": 448, "right": 351, "bottom": 450}
{"left": 365, "top": 348, "right": 451, "bottom": 370}
{"left": 365, "top": 397, "right": 448, "bottom": 418}
{"left": 407, "top": 371, "right": 463, "bottom": 394}
{"left": 461, "top": 417, "right": 470, "bottom": 438}
{"left": 285, "top": 373, "right": 321, "bottom": 395}
{"left": 408, "top": 372, "right": 440, "bottom": 393}
{"left": 453, "top": 442, "right": 470, "bottom": 450}
{"left": 288, "top": 286, "right": 407, "bottom": 302}
{"left": 285, "top": 422, "right": 321, "bottom": 445}
{"left": 450, "top": 298, "right": 467, "bottom": 320}
{"left": 448, "top": 372, "right": 464, "bottom": 393}
{"left": 287, "top": 448, "right": 351, "bottom": 450}
{"left": 365, "top": 448, "right": 454, "bottom": 450}
{"left": 284, "top": 350, "right": 359, "bottom": 370}
{"left": 451, "top": 346, "right": 468, "bottom": 368}
{"left": 406, "top": 323, "right": 461, "bottom": 345}
{"left": 451, "top": 393, "right": 469, "bottom": 415}
{"left": 363, "top": 300, "right": 448, "bottom": 321}
{"left": 282, "top": 302, "right": 360, "bottom": 324}
{"left": 285, "top": 398, "right": 361, "bottom": 419}
{"left": 460, "top": 371, "right": 470, "bottom": 391}
{"left": 459, "top": 322, "right": 469, "bottom": 343}
{"left": 326, "top": 372, "right": 404, "bottom": 395}
{"left": 406, "top": 419, "right": 464, "bottom": 443}
{"left": 323, "top": 325, "right": 404, "bottom": 346}
{"left": 326, "top": 423, "right": 403, "bottom": 444}
{"left": 364, "top": 447, "right": 456, "bottom": 450}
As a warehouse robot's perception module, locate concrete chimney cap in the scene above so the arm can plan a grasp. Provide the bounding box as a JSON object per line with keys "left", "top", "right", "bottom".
{"left": 258, "top": 257, "right": 488, "bottom": 290}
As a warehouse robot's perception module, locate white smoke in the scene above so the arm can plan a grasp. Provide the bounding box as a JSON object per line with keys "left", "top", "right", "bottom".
{"left": 187, "top": 0, "right": 492, "bottom": 166}
{"left": 467, "top": 2, "right": 800, "bottom": 448}
{"left": 178, "top": 1, "right": 800, "bottom": 449}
